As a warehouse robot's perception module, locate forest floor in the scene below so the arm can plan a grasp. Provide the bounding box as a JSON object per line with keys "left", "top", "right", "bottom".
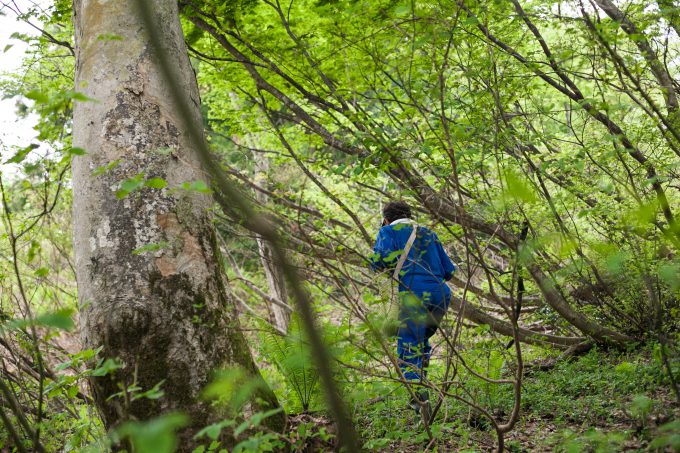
{"left": 283, "top": 345, "right": 679, "bottom": 452}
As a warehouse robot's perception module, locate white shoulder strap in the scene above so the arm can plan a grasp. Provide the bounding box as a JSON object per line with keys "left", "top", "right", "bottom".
{"left": 393, "top": 225, "right": 418, "bottom": 281}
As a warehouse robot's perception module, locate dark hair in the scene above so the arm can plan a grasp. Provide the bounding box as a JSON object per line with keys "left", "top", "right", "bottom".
{"left": 383, "top": 201, "right": 411, "bottom": 223}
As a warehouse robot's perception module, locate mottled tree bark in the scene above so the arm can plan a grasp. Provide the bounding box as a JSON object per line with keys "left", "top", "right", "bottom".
{"left": 71, "top": 0, "right": 282, "bottom": 447}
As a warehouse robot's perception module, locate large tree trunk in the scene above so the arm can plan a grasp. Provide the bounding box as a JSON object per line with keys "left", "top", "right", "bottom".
{"left": 71, "top": 0, "right": 282, "bottom": 446}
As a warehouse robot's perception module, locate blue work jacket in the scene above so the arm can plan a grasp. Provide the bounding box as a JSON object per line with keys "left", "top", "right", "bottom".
{"left": 370, "top": 221, "right": 455, "bottom": 293}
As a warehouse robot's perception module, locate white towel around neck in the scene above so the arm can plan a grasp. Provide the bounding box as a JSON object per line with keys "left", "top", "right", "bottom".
{"left": 389, "top": 218, "right": 415, "bottom": 226}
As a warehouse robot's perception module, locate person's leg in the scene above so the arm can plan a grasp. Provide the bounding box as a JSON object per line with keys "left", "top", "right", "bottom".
{"left": 398, "top": 291, "right": 436, "bottom": 417}
{"left": 422, "top": 326, "right": 435, "bottom": 371}
{"left": 397, "top": 315, "right": 426, "bottom": 380}
{"left": 420, "top": 292, "right": 435, "bottom": 373}
{"left": 397, "top": 292, "right": 427, "bottom": 380}
{"left": 422, "top": 288, "right": 451, "bottom": 371}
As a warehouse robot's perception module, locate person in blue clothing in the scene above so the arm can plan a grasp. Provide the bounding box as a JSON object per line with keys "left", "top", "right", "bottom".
{"left": 370, "top": 201, "right": 456, "bottom": 415}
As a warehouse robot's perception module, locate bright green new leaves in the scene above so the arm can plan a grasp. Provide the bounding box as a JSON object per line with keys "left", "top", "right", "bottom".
{"left": 144, "top": 177, "right": 169, "bottom": 189}
{"left": 25, "top": 89, "right": 50, "bottom": 104}
{"left": 113, "top": 413, "right": 189, "bottom": 453}
{"left": 115, "top": 174, "right": 169, "bottom": 198}
{"left": 114, "top": 175, "right": 210, "bottom": 199}
{"left": 96, "top": 33, "right": 123, "bottom": 41}
{"left": 5, "top": 143, "right": 39, "bottom": 164}
{"left": 132, "top": 241, "right": 170, "bottom": 255}
{"left": 1, "top": 308, "right": 75, "bottom": 334}
{"left": 115, "top": 173, "right": 146, "bottom": 199}
{"left": 503, "top": 170, "right": 537, "bottom": 204}
{"left": 659, "top": 262, "right": 680, "bottom": 292}
{"left": 179, "top": 180, "right": 211, "bottom": 193}
{"left": 91, "top": 358, "right": 124, "bottom": 377}
{"left": 92, "top": 159, "right": 122, "bottom": 176}
{"left": 202, "top": 366, "right": 270, "bottom": 414}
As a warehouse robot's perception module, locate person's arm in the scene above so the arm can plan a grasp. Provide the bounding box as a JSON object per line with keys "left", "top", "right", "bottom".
{"left": 434, "top": 232, "right": 456, "bottom": 281}
{"left": 369, "top": 227, "right": 396, "bottom": 272}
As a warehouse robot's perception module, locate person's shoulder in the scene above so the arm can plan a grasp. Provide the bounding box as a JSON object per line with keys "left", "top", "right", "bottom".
{"left": 417, "top": 226, "right": 440, "bottom": 242}
{"left": 416, "top": 225, "right": 435, "bottom": 235}
{"left": 378, "top": 225, "right": 396, "bottom": 237}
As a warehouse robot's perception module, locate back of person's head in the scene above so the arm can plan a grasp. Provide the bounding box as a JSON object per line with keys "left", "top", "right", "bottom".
{"left": 383, "top": 201, "right": 411, "bottom": 224}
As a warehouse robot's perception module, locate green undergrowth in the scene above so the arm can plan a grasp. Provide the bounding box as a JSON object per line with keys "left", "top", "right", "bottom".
{"left": 348, "top": 343, "right": 679, "bottom": 452}
{"left": 253, "top": 315, "right": 679, "bottom": 452}
{"left": 522, "top": 345, "right": 673, "bottom": 425}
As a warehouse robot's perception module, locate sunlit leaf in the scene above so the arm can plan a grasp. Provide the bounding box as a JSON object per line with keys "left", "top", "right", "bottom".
{"left": 132, "top": 241, "right": 170, "bottom": 255}
{"left": 5, "top": 143, "right": 39, "bottom": 164}
{"left": 115, "top": 173, "right": 145, "bottom": 199}
{"left": 144, "top": 177, "right": 168, "bottom": 189}
{"left": 114, "top": 413, "right": 189, "bottom": 453}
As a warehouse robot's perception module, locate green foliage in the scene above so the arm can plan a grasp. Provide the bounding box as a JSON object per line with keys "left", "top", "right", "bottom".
{"left": 522, "top": 348, "right": 669, "bottom": 423}
{"left": 1, "top": 307, "right": 75, "bottom": 333}
{"left": 114, "top": 173, "right": 146, "bottom": 199}
{"left": 650, "top": 419, "right": 680, "bottom": 450}
{"left": 630, "top": 395, "right": 654, "bottom": 422}
{"left": 202, "top": 366, "right": 269, "bottom": 413}
{"left": 178, "top": 180, "right": 211, "bottom": 193}
{"left": 260, "top": 316, "right": 320, "bottom": 412}
{"left": 113, "top": 413, "right": 189, "bottom": 453}
{"left": 555, "top": 428, "right": 627, "bottom": 453}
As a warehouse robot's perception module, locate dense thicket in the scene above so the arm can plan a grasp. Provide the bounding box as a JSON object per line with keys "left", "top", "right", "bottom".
{"left": 180, "top": 0, "right": 680, "bottom": 345}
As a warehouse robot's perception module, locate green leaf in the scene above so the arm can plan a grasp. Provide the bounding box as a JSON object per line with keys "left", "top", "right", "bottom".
{"left": 92, "top": 159, "right": 122, "bottom": 176}
{"left": 144, "top": 177, "right": 168, "bottom": 189}
{"left": 116, "top": 173, "right": 145, "bottom": 199}
{"left": 202, "top": 367, "right": 266, "bottom": 410}
{"left": 503, "top": 170, "right": 537, "bottom": 204}
{"left": 394, "top": 4, "right": 411, "bottom": 16}
{"left": 614, "top": 361, "right": 635, "bottom": 374}
{"left": 132, "top": 241, "right": 170, "bottom": 255}
{"left": 650, "top": 420, "right": 680, "bottom": 450}
{"left": 91, "top": 358, "right": 124, "bottom": 377}
{"left": 630, "top": 395, "right": 653, "bottom": 419}
{"left": 60, "top": 146, "right": 86, "bottom": 163}
{"left": 0, "top": 310, "right": 74, "bottom": 334}
{"left": 131, "top": 380, "right": 166, "bottom": 401}
{"left": 9, "top": 32, "right": 30, "bottom": 42}
{"left": 114, "top": 413, "right": 189, "bottom": 453}
{"left": 96, "top": 33, "right": 124, "bottom": 41}
{"left": 385, "top": 249, "right": 403, "bottom": 263}
{"left": 179, "top": 180, "right": 211, "bottom": 193}
{"left": 69, "top": 91, "right": 97, "bottom": 103}
{"left": 659, "top": 262, "right": 680, "bottom": 291}
{"left": 25, "top": 90, "right": 49, "bottom": 104}
{"left": 27, "top": 240, "right": 41, "bottom": 263}
{"left": 6, "top": 143, "right": 39, "bottom": 164}
{"left": 35, "top": 267, "right": 50, "bottom": 277}
{"left": 34, "top": 308, "right": 75, "bottom": 331}
{"left": 605, "top": 250, "right": 628, "bottom": 275}
{"left": 194, "top": 420, "right": 236, "bottom": 441}
{"left": 67, "top": 147, "right": 86, "bottom": 156}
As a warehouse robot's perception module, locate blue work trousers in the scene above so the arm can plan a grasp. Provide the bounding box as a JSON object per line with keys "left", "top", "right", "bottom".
{"left": 397, "top": 286, "right": 450, "bottom": 381}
